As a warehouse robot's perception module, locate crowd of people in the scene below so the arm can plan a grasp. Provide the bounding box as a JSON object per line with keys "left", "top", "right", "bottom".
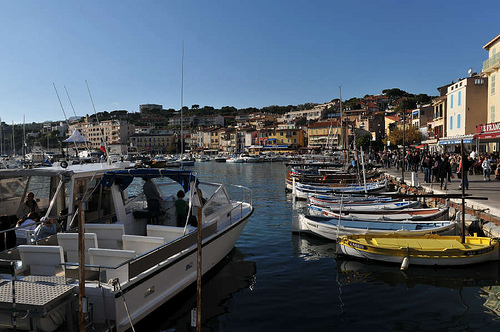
{"left": 371, "top": 149, "right": 500, "bottom": 190}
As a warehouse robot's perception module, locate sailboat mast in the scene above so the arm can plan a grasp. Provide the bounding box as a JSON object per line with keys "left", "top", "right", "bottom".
{"left": 23, "top": 115, "right": 26, "bottom": 163}
{"left": 0, "top": 117, "right": 2, "bottom": 156}
{"left": 180, "top": 42, "right": 184, "bottom": 158}
{"left": 11, "top": 122, "right": 15, "bottom": 156}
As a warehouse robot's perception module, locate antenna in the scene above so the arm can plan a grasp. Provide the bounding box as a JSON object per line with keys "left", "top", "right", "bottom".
{"left": 468, "top": 68, "right": 473, "bottom": 77}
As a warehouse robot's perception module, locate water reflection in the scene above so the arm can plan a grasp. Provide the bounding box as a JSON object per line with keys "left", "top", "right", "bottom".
{"left": 292, "top": 234, "right": 336, "bottom": 261}
{"left": 132, "top": 248, "right": 256, "bottom": 332}
{"left": 336, "top": 258, "right": 500, "bottom": 289}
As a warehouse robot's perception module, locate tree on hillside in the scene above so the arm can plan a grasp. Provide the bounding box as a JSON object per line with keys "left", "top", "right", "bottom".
{"left": 383, "top": 88, "right": 410, "bottom": 106}
{"left": 191, "top": 104, "right": 199, "bottom": 110}
{"left": 344, "top": 98, "right": 362, "bottom": 110}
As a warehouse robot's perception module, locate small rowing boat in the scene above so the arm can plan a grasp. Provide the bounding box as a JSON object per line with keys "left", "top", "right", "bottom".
{"left": 337, "top": 233, "right": 500, "bottom": 266}
{"left": 296, "top": 214, "right": 458, "bottom": 240}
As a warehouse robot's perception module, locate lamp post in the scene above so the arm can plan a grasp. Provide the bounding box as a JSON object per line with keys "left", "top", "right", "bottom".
{"left": 402, "top": 111, "right": 406, "bottom": 184}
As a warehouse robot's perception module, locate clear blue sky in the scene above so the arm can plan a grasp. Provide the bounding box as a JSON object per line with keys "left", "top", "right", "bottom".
{"left": 1, "top": 0, "right": 499, "bottom": 124}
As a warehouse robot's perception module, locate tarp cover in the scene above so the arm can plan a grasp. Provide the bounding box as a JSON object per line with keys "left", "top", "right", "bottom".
{"left": 63, "top": 129, "right": 89, "bottom": 143}
{"left": 100, "top": 169, "right": 196, "bottom": 192}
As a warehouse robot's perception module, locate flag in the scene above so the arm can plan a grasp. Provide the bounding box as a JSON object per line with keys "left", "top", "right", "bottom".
{"left": 100, "top": 140, "right": 106, "bottom": 154}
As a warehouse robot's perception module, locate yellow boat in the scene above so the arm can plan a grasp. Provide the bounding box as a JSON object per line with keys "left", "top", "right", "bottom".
{"left": 337, "top": 233, "right": 500, "bottom": 267}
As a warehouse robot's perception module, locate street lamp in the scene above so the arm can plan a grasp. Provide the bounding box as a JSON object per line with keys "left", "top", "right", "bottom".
{"left": 402, "top": 111, "right": 406, "bottom": 184}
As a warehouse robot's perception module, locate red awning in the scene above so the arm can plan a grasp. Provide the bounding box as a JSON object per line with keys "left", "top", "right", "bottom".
{"left": 474, "top": 131, "right": 500, "bottom": 140}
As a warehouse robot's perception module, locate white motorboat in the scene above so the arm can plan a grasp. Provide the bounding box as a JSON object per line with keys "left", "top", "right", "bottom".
{"left": 0, "top": 165, "right": 253, "bottom": 331}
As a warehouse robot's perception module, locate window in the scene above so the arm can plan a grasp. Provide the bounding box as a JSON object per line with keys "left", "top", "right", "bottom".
{"left": 458, "top": 91, "right": 461, "bottom": 106}
{"left": 492, "top": 75, "right": 496, "bottom": 95}
{"left": 457, "top": 114, "right": 461, "bottom": 129}
{"left": 450, "top": 94, "right": 454, "bottom": 108}
{"left": 450, "top": 116, "right": 453, "bottom": 130}
{"left": 492, "top": 105, "right": 496, "bottom": 123}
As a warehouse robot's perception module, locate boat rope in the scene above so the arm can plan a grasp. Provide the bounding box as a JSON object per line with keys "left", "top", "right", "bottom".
{"left": 113, "top": 278, "right": 136, "bottom": 332}
{"left": 100, "top": 285, "right": 113, "bottom": 331}
{"left": 334, "top": 194, "right": 345, "bottom": 256}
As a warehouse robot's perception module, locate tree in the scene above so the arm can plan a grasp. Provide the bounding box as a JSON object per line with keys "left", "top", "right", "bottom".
{"left": 386, "top": 126, "right": 422, "bottom": 146}
{"left": 356, "top": 132, "right": 371, "bottom": 150}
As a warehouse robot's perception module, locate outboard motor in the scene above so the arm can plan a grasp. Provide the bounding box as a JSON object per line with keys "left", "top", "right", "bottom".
{"left": 468, "top": 220, "right": 485, "bottom": 237}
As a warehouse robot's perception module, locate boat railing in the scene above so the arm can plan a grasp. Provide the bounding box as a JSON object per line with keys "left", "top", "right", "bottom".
{"left": 227, "top": 184, "right": 253, "bottom": 224}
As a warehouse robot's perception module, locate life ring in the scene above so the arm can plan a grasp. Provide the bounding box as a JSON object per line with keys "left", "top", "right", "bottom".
{"left": 60, "top": 161, "right": 68, "bottom": 168}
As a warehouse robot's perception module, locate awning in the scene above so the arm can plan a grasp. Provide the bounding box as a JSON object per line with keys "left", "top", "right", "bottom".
{"left": 100, "top": 169, "right": 196, "bottom": 192}
{"left": 438, "top": 135, "right": 474, "bottom": 145}
{"left": 63, "top": 129, "right": 89, "bottom": 143}
{"left": 474, "top": 131, "right": 500, "bottom": 140}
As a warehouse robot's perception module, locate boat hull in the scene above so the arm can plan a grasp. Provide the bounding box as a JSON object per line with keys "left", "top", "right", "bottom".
{"left": 337, "top": 234, "right": 500, "bottom": 266}
{"left": 93, "top": 212, "right": 252, "bottom": 332}
{"left": 297, "top": 214, "right": 458, "bottom": 241}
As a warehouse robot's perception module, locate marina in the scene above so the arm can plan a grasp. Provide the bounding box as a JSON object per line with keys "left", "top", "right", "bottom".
{"left": 0, "top": 159, "right": 500, "bottom": 330}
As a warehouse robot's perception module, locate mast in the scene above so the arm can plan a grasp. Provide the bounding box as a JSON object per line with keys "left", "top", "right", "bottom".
{"left": 180, "top": 42, "right": 184, "bottom": 162}
{"left": 0, "top": 117, "right": 2, "bottom": 156}
{"left": 23, "top": 115, "right": 26, "bottom": 163}
{"left": 11, "top": 122, "right": 15, "bottom": 156}
{"left": 86, "top": 81, "right": 108, "bottom": 159}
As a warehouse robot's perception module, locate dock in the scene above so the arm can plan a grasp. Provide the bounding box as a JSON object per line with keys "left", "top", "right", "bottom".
{"left": 382, "top": 167, "right": 500, "bottom": 238}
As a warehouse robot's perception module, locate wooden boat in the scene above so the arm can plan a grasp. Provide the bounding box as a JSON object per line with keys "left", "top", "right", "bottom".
{"left": 322, "top": 206, "right": 450, "bottom": 221}
{"left": 296, "top": 214, "right": 458, "bottom": 240}
{"left": 291, "top": 179, "right": 388, "bottom": 199}
{"left": 0, "top": 166, "right": 253, "bottom": 331}
{"left": 308, "top": 194, "right": 397, "bottom": 207}
{"left": 308, "top": 200, "right": 420, "bottom": 214}
{"left": 337, "top": 233, "right": 500, "bottom": 266}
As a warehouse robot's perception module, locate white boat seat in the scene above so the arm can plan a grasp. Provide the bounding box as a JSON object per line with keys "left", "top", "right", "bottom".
{"left": 85, "top": 223, "right": 125, "bottom": 249}
{"left": 18, "top": 245, "right": 65, "bottom": 276}
{"left": 57, "top": 233, "right": 98, "bottom": 264}
{"left": 89, "top": 248, "right": 136, "bottom": 283}
{"left": 122, "top": 235, "right": 165, "bottom": 256}
{"left": 147, "top": 225, "right": 191, "bottom": 243}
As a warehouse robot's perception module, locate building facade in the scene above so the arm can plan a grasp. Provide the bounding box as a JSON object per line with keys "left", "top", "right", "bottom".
{"left": 69, "top": 119, "right": 135, "bottom": 149}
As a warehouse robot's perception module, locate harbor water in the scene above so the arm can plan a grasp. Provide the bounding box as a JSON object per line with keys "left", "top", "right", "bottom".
{"left": 135, "top": 162, "right": 500, "bottom": 332}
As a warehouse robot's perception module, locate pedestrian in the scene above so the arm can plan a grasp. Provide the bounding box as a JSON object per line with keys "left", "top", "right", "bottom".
{"left": 437, "top": 156, "right": 452, "bottom": 190}
{"left": 422, "top": 154, "right": 431, "bottom": 183}
{"left": 482, "top": 155, "right": 492, "bottom": 181}
{"left": 458, "top": 156, "right": 470, "bottom": 190}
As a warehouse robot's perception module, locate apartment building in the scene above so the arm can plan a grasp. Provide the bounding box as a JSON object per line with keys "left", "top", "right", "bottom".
{"left": 69, "top": 119, "right": 135, "bottom": 149}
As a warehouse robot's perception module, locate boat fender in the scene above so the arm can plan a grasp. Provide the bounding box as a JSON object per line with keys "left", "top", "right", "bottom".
{"left": 60, "top": 161, "right": 68, "bottom": 168}
{"left": 400, "top": 256, "right": 410, "bottom": 271}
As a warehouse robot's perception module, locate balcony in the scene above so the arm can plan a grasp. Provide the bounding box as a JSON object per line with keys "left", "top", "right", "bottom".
{"left": 483, "top": 52, "right": 500, "bottom": 73}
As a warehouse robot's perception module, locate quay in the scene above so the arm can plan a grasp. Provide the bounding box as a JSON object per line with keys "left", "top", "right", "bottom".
{"left": 382, "top": 166, "right": 500, "bottom": 238}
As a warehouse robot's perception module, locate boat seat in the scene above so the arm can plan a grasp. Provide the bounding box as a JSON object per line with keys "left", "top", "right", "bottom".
{"left": 85, "top": 223, "right": 125, "bottom": 249}
{"left": 89, "top": 248, "right": 136, "bottom": 283}
{"left": 18, "top": 245, "right": 65, "bottom": 276}
{"left": 122, "top": 234, "right": 165, "bottom": 256}
{"left": 147, "top": 225, "right": 191, "bottom": 244}
{"left": 57, "top": 233, "right": 98, "bottom": 264}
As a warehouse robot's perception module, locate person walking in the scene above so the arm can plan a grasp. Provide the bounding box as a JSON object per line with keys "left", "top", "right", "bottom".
{"left": 458, "top": 156, "right": 470, "bottom": 190}
{"left": 422, "top": 154, "right": 431, "bottom": 183}
{"left": 438, "top": 156, "right": 452, "bottom": 190}
{"left": 482, "top": 154, "right": 492, "bottom": 181}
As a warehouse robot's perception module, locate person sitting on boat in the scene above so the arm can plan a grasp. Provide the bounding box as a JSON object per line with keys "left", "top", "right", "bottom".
{"left": 16, "top": 191, "right": 41, "bottom": 219}
{"left": 175, "top": 190, "right": 189, "bottom": 227}
{"left": 33, "top": 216, "right": 58, "bottom": 241}
{"left": 15, "top": 211, "right": 40, "bottom": 245}
{"left": 143, "top": 177, "right": 163, "bottom": 225}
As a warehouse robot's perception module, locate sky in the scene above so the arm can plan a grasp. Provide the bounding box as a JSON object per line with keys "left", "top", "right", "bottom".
{"left": 0, "top": 0, "right": 499, "bottom": 124}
